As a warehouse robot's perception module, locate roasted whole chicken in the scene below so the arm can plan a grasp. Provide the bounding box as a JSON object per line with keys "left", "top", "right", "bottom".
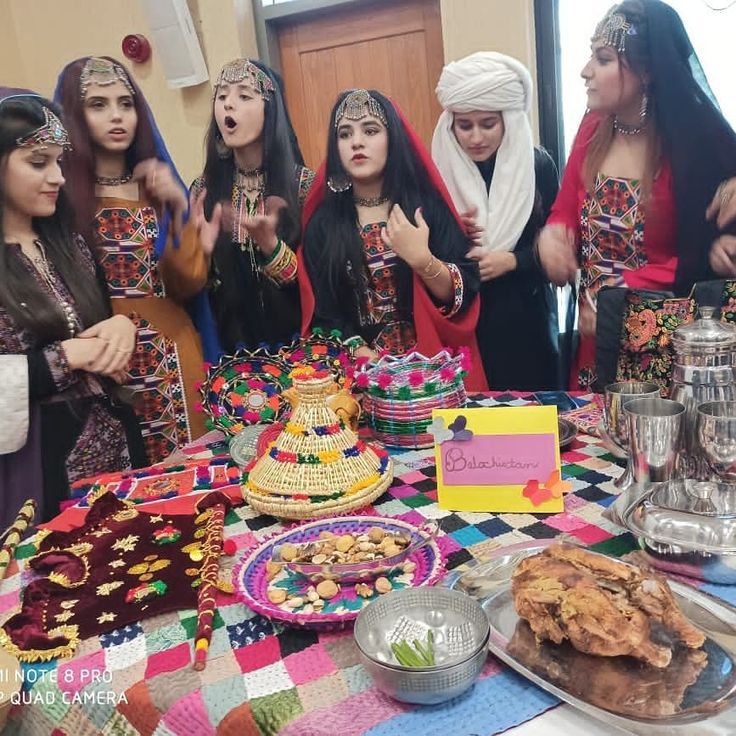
{"left": 511, "top": 543, "right": 705, "bottom": 668}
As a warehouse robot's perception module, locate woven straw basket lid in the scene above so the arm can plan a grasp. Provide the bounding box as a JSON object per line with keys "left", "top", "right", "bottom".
{"left": 246, "top": 369, "right": 391, "bottom": 500}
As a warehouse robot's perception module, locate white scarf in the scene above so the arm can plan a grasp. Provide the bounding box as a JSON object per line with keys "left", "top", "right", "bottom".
{"left": 0, "top": 355, "right": 28, "bottom": 454}
{"left": 432, "top": 52, "right": 535, "bottom": 252}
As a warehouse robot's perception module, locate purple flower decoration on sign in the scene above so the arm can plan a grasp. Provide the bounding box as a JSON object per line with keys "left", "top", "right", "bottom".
{"left": 448, "top": 415, "right": 473, "bottom": 441}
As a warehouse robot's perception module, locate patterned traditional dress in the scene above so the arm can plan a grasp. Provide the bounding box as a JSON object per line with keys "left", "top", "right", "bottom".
{"left": 95, "top": 196, "right": 208, "bottom": 463}
{"left": 575, "top": 174, "right": 648, "bottom": 388}
{"left": 0, "top": 238, "right": 146, "bottom": 524}
{"left": 359, "top": 223, "right": 464, "bottom": 355}
{"left": 193, "top": 166, "right": 315, "bottom": 353}
{"left": 546, "top": 114, "right": 679, "bottom": 391}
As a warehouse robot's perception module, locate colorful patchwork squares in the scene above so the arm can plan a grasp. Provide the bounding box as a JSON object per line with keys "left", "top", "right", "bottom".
{"left": 8, "top": 391, "right": 735, "bottom": 736}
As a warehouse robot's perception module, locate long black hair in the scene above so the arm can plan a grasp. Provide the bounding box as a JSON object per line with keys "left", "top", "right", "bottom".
{"left": 199, "top": 60, "right": 306, "bottom": 350}
{"left": 0, "top": 94, "right": 108, "bottom": 346}
{"left": 201, "top": 59, "right": 304, "bottom": 245}
{"left": 603, "top": 0, "right": 736, "bottom": 292}
{"left": 310, "top": 90, "right": 455, "bottom": 315}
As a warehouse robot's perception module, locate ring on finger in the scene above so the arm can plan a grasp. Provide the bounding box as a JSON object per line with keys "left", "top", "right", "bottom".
{"left": 719, "top": 181, "right": 733, "bottom": 205}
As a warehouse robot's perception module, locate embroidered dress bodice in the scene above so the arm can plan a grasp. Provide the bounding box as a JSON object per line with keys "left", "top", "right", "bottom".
{"left": 580, "top": 173, "right": 647, "bottom": 305}
{"left": 360, "top": 222, "right": 416, "bottom": 355}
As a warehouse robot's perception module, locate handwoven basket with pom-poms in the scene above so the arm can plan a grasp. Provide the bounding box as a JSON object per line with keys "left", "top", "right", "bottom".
{"left": 354, "top": 350, "right": 469, "bottom": 449}
{"left": 243, "top": 367, "right": 393, "bottom": 519}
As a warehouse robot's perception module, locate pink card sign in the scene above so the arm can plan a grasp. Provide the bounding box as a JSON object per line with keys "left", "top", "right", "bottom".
{"left": 441, "top": 434, "right": 557, "bottom": 486}
{"left": 431, "top": 406, "right": 565, "bottom": 513}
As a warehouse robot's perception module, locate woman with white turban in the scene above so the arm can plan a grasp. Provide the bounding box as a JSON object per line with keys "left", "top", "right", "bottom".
{"left": 433, "top": 52, "right": 559, "bottom": 389}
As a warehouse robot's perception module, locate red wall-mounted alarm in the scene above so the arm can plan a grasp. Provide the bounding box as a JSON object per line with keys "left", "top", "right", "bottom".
{"left": 122, "top": 34, "right": 152, "bottom": 64}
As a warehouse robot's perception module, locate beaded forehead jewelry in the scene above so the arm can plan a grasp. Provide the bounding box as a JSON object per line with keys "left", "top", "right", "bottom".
{"left": 16, "top": 107, "right": 72, "bottom": 151}
{"left": 214, "top": 59, "right": 275, "bottom": 100}
{"left": 79, "top": 57, "right": 135, "bottom": 99}
{"left": 592, "top": 9, "right": 637, "bottom": 54}
{"left": 333, "top": 89, "right": 388, "bottom": 129}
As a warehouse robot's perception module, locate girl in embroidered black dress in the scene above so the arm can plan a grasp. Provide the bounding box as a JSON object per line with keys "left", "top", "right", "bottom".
{"left": 0, "top": 92, "right": 145, "bottom": 525}
{"left": 192, "top": 59, "right": 314, "bottom": 354}
{"left": 300, "top": 89, "right": 487, "bottom": 390}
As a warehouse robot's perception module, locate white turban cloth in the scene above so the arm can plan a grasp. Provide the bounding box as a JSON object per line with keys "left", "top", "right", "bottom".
{"left": 432, "top": 52, "right": 535, "bottom": 253}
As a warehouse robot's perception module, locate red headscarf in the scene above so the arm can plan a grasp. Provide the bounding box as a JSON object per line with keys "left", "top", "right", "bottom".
{"left": 297, "top": 99, "right": 488, "bottom": 391}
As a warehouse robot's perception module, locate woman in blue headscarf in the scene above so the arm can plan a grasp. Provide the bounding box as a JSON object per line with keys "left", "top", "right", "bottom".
{"left": 55, "top": 56, "right": 220, "bottom": 464}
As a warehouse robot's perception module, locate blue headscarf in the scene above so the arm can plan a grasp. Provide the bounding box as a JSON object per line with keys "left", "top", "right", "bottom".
{"left": 53, "top": 59, "right": 222, "bottom": 361}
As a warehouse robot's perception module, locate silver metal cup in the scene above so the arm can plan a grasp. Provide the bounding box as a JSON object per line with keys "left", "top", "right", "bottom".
{"left": 697, "top": 401, "right": 736, "bottom": 482}
{"left": 604, "top": 382, "right": 661, "bottom": 489}
{"left": 625, "top": 397, "right": 685, "bottom": 485}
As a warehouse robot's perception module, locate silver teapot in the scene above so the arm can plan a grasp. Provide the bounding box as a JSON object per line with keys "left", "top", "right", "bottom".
{"left": 669, "top": 306, "right": 736, "bottom": 478}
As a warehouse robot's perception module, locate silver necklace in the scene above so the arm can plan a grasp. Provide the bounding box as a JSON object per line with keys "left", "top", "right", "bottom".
{"left": 613, "top": 118, "right": 646, "bottom": 136}
{"left": 28, "top": 239, "right": 78, "bottom": 337}
{"left": 95, "top": 172, "right": 133, "bottom": 186}
{"left": 354, "top": 195, "right": 389, "bottom": 207}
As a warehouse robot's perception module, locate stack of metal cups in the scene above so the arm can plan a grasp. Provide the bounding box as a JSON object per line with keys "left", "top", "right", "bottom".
{"left": 669, "top": 306, "right": 736, "bottom": 479}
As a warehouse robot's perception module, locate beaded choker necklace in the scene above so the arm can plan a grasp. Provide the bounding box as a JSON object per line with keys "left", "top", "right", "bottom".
{"left": 354, "top": 195, "right": 389, "bottom": 207}
{"left": 235, "top": 167, "right": 265, "bottom": 191}
{"left": 96, "top": 173, "right": 133, "bottom": 186}
{"left": 613, "top": 117, "right": 647, "bottom": 136}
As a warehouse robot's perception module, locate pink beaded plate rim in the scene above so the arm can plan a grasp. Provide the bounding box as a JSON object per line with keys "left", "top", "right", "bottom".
{"left": 232, "top": 515, "right": 445, "bottom": 627}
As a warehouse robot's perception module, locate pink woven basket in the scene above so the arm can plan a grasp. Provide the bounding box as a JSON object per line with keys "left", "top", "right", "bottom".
{"left": 356, "top": 351, "right": 468, "bottom": 449}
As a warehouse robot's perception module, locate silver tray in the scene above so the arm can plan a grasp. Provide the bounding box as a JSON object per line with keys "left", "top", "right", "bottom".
{"left": 558, "top": 417, "right": 577, "bottom": 450}
{"left": 444, "top": 540, "right": 736, "bottom": 735}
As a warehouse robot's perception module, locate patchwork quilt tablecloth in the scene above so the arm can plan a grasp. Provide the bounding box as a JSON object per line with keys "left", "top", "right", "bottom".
{"left": 3, "top": 392, "right": 728, "bottom": 736}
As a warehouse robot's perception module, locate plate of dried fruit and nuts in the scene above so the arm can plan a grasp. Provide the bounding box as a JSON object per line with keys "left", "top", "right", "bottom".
{"left": 233, "top": 516, "right": 445, "bottom": 627}
{"left": 273, "top": 518, "right": 439, "bottom": 583}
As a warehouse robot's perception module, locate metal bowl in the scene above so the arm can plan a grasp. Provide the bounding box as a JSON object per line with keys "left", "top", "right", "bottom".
{"left": 353, "top": 587, "right": 489, "bottom": 704}
{"left": 558, "top": 417, "right": 577, "bottom": 450}
{"left": 621, "top": 478, "right": 736, "bottom": 584}
{"left": 274, "top": 520, "right": 439, "bottom": 583}
{"left": 229, "top": 425, "right": 269, "bottom": 466}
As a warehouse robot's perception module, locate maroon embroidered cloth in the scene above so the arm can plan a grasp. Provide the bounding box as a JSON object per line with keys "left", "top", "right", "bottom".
{"left": 0, "top": 491, "right": 230, "bottom": 662}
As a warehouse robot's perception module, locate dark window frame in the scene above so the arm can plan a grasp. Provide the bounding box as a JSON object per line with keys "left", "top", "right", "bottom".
{"left": 534, "top": 0, "right": 564, "bottom": 173}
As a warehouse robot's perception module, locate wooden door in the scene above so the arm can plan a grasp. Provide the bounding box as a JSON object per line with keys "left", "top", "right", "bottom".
{"left": 277, "top": 0, "right": 444, "bottom": 169}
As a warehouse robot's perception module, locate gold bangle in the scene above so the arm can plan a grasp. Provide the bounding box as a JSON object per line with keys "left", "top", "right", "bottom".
{"left": 421, "top": 254, "right": 437, "bottom": 276}
{"left": 425, "top": 260, "right": 445, "bottom": 280}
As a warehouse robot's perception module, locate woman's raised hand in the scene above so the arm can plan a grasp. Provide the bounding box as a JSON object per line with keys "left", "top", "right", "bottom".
{"left": 460, "top": 206, "right": 484, "bottom": 246}
{"left": 133, "top": 159, "right": 189, "bottom": 242}
{"left": 189, "top": 188, "right": 223, "bottom": 258}
{"left": 381, "top": 205, "right": 431, "bottom": 269}
{"left": 707, "top": 179, "right": 736, "bottom": 231}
